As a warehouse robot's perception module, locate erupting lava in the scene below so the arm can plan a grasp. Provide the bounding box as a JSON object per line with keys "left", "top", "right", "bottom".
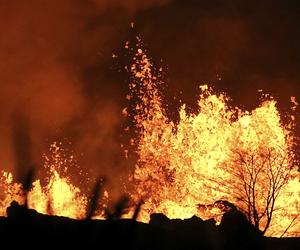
{"left": 126, "top": 39, "right": 300, "bottom": 237}
{"left": 0, "top": 38, "right": 299, "bottom": 237}
{"left": 0, "top": 142, "right": 88, "bottom": 219}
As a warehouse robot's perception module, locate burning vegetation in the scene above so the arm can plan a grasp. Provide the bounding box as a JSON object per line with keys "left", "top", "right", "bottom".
{"left": 0, "top": 38, "right": 299, "bottom": 238}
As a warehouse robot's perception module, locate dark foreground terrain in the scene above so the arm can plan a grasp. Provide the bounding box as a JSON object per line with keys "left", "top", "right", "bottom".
{"left": 0, "top": 202, "right": 299, "bottom": 250}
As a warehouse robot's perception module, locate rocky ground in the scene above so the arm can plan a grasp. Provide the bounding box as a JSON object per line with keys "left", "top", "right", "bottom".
{"left": 0, "top": 201, "right": 298, "bottom": 250}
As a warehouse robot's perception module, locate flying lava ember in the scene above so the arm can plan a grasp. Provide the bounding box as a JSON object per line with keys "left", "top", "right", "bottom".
{"left": 0, "top": 38, "right": 299, "bottom": 237}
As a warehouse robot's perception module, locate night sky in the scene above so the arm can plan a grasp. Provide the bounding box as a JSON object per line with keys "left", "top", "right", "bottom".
{"left": 0, "top": 0, "right": 299, "bottom": 192}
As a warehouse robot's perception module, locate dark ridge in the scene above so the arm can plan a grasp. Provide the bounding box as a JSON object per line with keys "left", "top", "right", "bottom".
{"left": 0, "top": 201, "right": 299, "bottom": 250}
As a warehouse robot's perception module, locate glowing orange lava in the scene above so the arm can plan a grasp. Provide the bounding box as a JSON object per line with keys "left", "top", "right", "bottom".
{"left": 0, "top": 39, "right": 299, "bottom": 238}
{"left": 126, "top": 39, "right": 300, "bottom": 237}
{"left": 0, "top": 142, "right": 88, "bottom": 219}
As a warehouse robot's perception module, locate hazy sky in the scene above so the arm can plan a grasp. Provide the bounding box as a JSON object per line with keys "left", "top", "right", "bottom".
{"left": 0, "top": 0, "right": 299, "bottom": 190}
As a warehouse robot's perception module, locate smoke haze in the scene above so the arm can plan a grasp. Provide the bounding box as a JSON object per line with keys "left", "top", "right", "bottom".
{"left": 0, "top": 0, "right": 299, "bottom": 192}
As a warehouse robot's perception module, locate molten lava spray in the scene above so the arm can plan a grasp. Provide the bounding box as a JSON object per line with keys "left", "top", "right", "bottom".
{"left": 0, "top": 38, "right": 299, "bottom": 238}
{"left": 0, "top": 142, "right": 88, "bottom": 219}
{"left": 126, "top": 39, "right": 300, "bottom": 237}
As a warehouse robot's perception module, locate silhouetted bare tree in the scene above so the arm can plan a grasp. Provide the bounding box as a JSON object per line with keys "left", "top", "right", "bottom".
{"left": 225, "top": 148, "right": 296, "bottom": 235}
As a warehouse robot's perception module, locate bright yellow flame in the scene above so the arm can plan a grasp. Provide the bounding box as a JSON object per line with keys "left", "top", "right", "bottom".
{"left": 0, "top": 142, "right": 87, "bottom": 219}
{"left": 0, "top": 171, "right": 23, "bottom": 216}
{"left": 28, "top": 168, "right": 87, "bottom": 219}
{"left": 0, "top": 39, "right": 299, "bottom": 238}
{"left": 127, "top": 40, "right": 300, "bottom": 237}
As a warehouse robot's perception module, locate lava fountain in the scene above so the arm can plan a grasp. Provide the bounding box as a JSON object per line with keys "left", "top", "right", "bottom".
{"left": 0, "top": 38, "right": 299, "bottom": 238}
{"left": 126, "top": 38, "right": 300, "bottom": 237}
{"left": 0, "top": 142, "right": 88, "bottom": 219}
